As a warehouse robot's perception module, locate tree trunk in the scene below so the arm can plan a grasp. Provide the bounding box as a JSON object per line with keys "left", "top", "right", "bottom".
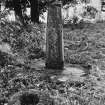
{"left": 13, "top": 0, "right": 24, "bottom": 23}
{"left": 46, "top": 1, "right": 64, "bottom": 69}
{"left": 13, "top": 0, "right": 22, "bottom": 17}
{"left": 30, "top": 0, "right": 39, "bottom": 23}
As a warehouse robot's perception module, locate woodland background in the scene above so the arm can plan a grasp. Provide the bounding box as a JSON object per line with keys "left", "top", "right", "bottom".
{"left": 1, "top": 0, "right": 105, "bottom": 105}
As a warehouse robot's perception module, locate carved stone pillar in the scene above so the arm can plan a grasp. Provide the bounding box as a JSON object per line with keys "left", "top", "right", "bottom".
{"left": 46, "top": 1, "right": 64, "bottom": 69}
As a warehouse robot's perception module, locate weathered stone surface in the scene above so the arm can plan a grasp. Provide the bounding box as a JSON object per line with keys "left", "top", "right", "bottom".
{"left": 57, "top": 66, "right": 86, "bottom": 82}
{"left": 46, "top": 1, "right": 64, "bottom": 69}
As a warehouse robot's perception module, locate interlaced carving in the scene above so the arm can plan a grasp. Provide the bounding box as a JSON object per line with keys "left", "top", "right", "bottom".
{"left": 46, "top": 1, "right": 64, "bottom": 69}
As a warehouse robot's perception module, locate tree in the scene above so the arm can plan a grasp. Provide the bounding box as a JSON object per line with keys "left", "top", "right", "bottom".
{"left": 13, "top": 0, "right": 23, "bottom": 22}
{"left": 5, "top": 0, "right": 28, "bottom": 24}
{"left": 30, "top": 0, "right": 39, "bottom": 23}
{"left": 5, "top": 0, "right": 76, "bottom": 24}
{"left": 5, "top": 0, "right": 46, "bottom": 23}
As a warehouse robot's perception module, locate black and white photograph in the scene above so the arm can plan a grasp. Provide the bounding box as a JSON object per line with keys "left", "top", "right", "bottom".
{"left": 1, "top": 0, "right": 105, "bottom": 105}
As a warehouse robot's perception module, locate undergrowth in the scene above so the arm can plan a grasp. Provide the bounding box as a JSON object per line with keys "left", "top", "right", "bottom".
{"left": 1, "top": 9, "right": 105, "bottom": 105}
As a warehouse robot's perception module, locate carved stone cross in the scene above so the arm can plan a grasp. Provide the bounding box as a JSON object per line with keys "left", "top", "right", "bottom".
{"left": 46, "top": 0, "right": 64, "bottom": 69}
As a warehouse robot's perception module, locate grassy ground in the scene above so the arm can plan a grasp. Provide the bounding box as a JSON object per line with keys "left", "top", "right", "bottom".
{"left": 64, "top": 21, "right": 105, "bottom": 68}
{"left": 1, "top": 18, "right": 105, "bottom": 105}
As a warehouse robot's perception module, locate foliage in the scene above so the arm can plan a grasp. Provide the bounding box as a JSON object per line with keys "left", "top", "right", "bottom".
{"left": 4, "top": 0, "right": 78, "bottom": 14}
{"left": 63, "top": 3, "right": 99, "bottom": 25}
{"left": 83, "top": 5, "right": 98, "bottom": 19}
{"left": 0, "top": 9, "right": 45, "bottom": 60}
{"left": 1, "top": 3, "right": 105, "bottom": 105}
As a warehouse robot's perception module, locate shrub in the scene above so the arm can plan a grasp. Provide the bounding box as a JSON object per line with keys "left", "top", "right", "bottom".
{"left": 0, "top": 9, "right": 45, "bottom": 60}
{"left": 83, "top": 5, "right": 98, "bottom": 19}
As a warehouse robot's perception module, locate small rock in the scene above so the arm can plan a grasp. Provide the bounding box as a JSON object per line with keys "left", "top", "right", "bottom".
{"left": 20, "top": 92, "right": 39, "bottom": 105}
{"left": 9, "top": 90, "right": 40, "bottom": 105}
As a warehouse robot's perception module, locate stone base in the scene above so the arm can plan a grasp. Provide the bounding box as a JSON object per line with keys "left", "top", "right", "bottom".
{"left": 57, "top": 66, "right": 86, "bottom": 82}
{"left": 45, "top": 61, "right": 64, "bottom": 70}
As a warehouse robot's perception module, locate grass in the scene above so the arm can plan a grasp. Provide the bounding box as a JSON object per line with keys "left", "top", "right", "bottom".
{"left": 1, "top": 11, "right": 105, "bottom": 104}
